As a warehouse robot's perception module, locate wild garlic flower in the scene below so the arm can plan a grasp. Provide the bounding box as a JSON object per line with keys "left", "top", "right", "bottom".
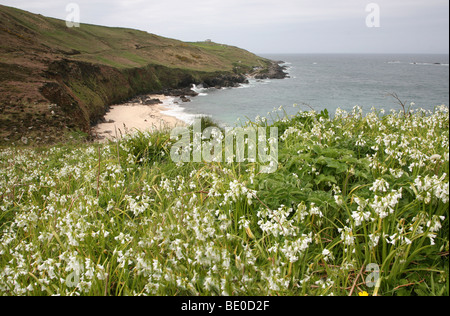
{"left": 322, "top": 249, "right": 335, "bottom": 262}
{"left": 413, "top": 174, "right": 449, "bottom": 204}
{"left": 369, "top": 178, "right": 390, "bottom": 193}
{"left": 338, "top": 226, "right": 355, "bottom": 247}
{"left": 370, "top": 189, "right": 402, "bottom": 219}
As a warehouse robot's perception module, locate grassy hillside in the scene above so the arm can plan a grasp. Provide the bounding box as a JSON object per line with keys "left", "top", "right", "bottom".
{"left": 0, "top": 5, "right": 269, "bottom": 71}
{"left": 0, "top": 4, "right": 273, "bottom": 145}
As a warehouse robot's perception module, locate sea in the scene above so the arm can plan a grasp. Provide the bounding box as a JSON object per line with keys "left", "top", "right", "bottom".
{"left": 163, "top": 54, "right": 449, "bottom": 126}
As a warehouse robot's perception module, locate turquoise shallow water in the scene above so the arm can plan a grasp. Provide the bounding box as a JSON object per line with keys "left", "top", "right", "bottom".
{"left": 170, "top": 54, "right": 449, "bottom": 126}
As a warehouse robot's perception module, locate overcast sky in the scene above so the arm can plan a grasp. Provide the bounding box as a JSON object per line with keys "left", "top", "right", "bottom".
{"left": 1, "top": 0, "right": 448, "bottom": 54}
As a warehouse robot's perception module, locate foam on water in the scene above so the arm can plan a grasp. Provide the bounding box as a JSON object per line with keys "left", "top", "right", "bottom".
{"left": 160, "top": 96, "right": 198, "bottom": 125}
{"left": 192, "top": 84, "right": 208, "bottom": 94}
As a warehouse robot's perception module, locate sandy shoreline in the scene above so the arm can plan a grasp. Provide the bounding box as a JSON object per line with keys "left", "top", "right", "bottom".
{"left": 93, "top": 95, "right": 188, "bottom": 142}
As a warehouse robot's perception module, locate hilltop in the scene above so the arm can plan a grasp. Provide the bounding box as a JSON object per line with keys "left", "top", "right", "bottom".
{"left": 0, "top": 5, "right": 285, "bottom": 145}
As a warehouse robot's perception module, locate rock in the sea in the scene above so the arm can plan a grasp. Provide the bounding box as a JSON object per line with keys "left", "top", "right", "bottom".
{"left": 252, "top": 61, "right": 289, "bottom": 79}
{"left": 159, "top": 87, "right": 199, "bottom": 97}
{"left": 180, "top": 96, "right": 191, "bottom": 102}
{"left": 201, "top": 73, "right": 248, "bottom": 89}
{"left": 143, "top": 98, "right": 162, "bottom": 105}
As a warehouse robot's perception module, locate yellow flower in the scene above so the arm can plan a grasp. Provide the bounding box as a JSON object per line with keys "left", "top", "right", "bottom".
{"left": 359, "top": 291, "right": 369, "bottom": 296}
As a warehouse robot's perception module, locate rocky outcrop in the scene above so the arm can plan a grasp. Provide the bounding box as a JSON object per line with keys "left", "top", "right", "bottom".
{"left": 201, "top": 73, "right": 249, "bottom": 89}
{"left": 126, "top": 95, "right": 163, "bottom": 105}
{"left": 156, "top": 73, "right": 251, "bottom": 103}
{"left": 251, "top": 61, "right": 289, "bottom": 79}
{"left": 157, "top": 87, "right": 199, "bottom": 97}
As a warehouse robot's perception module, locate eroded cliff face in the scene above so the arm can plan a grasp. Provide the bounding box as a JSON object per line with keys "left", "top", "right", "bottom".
{"left": 0, "top": 58, "right": 238, "bottom": 143}
{"left": 40, "top": 59, "right": 151, "bottom": 133}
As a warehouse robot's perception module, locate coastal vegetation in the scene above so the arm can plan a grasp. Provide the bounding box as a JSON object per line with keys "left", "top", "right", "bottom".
{"left": 0, "top": 105, "right": 448, "bottom": 296}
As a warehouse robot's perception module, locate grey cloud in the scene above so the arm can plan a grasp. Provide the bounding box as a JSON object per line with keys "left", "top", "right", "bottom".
{"left": 0, "top": 0, "right": 448, "bottom": 53}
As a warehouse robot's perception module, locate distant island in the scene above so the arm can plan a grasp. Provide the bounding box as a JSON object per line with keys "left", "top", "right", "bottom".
{"left": 0, "top": 5, "right": 287, "bottom": 145}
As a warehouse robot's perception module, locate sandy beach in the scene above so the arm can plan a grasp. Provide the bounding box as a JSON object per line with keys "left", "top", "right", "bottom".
{"left": 93, "top": 95, "right": 187, "bottom": 142}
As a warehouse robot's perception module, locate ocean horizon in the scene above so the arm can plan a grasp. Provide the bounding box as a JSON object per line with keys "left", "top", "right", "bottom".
{"left": 162, "top": 53, "right": 449, "bottom": 126}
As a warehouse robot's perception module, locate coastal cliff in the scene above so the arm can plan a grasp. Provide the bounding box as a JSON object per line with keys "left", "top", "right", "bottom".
{"left": 0, "top": 5, "right": 286, "bottom": 145}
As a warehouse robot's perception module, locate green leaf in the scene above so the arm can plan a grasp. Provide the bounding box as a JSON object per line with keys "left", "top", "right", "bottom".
{"left": 325, "top": 159, "right": 348, "bottom": 174}
{"left": 314, "top": 174, "right": 337, "bottom": 185}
